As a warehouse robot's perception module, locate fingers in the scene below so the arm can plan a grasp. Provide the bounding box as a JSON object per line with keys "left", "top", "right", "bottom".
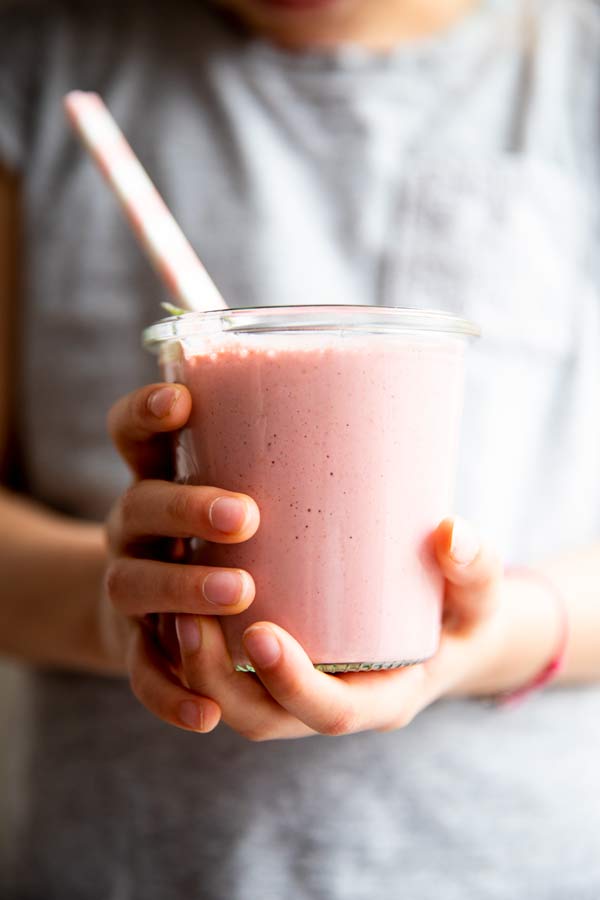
{"left": 178, "top": 614, "right": 430, "bottom": 739}
{"left": 237, "top": 514, "right": 504, "bottom": 736}
{"left": 176, "top": 615, "right": 314, "bottom": 740}
{"left": 107, "top": 383, "right": 192, "bottom": 479}
{"left": 169, "top": 515, "right": 503, "bottom": 741}
{"left": 106, "top": 557, "right": 255, "bottom": 617}
{"left": 242, "top": 623, "right": 427, "bottom": 735}
{"left": 128, "top": 625, "right": 221, "bottom": 733}
{"left": 434, "top": 517, "right": 503, "bottom": 631}
{"left": 110, "top": 480, "right": 260, "bottom": 550}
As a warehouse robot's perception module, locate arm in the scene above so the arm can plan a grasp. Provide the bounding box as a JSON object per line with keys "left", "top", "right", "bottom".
{"left": 0, "top": 166, "right": 113, "bottom": 673}
{"left": 4, "top": 158, "right": 597, "bottom": 736}
{"left": 0, "top": 168, "right": 257, "bottom": 711}
{"left": 172, "top": 522, "right": 600, "bottom": 742}
{"left": 0, "top": 486, "right": 111, "bottom": 672}
{"left": 446, "top": 538, "right": 600, "bottom": 697}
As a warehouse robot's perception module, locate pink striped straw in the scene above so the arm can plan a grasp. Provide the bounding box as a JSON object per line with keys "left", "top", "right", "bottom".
{"left": 64, "top": 91, "right": 227, "bottom": 313}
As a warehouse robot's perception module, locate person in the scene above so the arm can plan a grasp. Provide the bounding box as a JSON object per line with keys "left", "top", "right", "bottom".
{"left": 1, "top": 0, "right": 600, "bottom": 896}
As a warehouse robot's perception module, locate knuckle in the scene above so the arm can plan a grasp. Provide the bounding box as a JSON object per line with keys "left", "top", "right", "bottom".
{"left": 118, "top": 485, "right": 139, "bottom": 530}
{"left": 104, "top": 560, "right": 125, "bottom": 605}
{"left": 127, "top": 635, "right": 170, "bottom": 724}
{"left": 242, "top": 722, "right": 273, "bottom": 743}
{"left": 323, "top": 703, "right": 358, "bottom": 737}
{"left": 275, "top": 677, "right": 306, "bottom": 710}
{"left": 106, "top": 394, "right": 127, "bottom": 439}
{"left": 131, "top": 390, "right": 150, "bottom": 428}
{"left": 129, "top": 670, "right": 158, "bottom": 720}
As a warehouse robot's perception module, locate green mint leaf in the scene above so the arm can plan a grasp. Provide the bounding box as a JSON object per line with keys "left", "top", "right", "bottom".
{"left": 161, "top": 302, "right": 187, "bottom": 317}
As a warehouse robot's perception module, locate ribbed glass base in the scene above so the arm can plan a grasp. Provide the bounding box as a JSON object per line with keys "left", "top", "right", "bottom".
{"left": 236, "top": 658, "right": 427, "bottom": 674}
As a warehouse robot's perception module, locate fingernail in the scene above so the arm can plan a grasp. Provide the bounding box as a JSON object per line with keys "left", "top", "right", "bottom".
{"left": 202, "top": 571, "right": 245, "bottom": 606}
{"left": 175, "top": 614, "right": 201, "bottom": 655}
{"left": 208, "top": 497, "right": 248, "bottom": 534}
{"left": 179, "top": 700, "right": 203, "bottom": 730}
{"left": 450, "top": 517, "right": 481, "bottom": 565}
{"left": 147, "top": 387, "right": 178, "bottom": 418}
{"left": 243, "top": 626, "right": 281, "bottom": 669}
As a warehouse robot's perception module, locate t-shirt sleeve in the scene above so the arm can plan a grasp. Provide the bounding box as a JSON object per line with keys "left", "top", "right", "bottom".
{"left": 0, "top": 3, "right": 45, "bottom": 173}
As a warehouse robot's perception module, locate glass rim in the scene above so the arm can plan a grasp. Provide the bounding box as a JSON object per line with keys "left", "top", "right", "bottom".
{"left": 143, "top": 304, "right": 480, "bottom": 350}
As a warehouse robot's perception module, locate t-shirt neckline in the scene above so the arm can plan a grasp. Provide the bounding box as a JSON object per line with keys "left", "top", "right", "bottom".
{"left": 244, "top": 0, "right": 507, "bottom": 76}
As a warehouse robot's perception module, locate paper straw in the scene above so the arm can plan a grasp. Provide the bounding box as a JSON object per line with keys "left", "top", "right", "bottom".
{"left": 64, "top": 91, "right": 227, "bottom": 312}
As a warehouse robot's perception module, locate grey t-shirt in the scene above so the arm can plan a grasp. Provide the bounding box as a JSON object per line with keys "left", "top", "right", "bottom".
{"left": 2, "top": 1, "right": 600, "bottom": 897}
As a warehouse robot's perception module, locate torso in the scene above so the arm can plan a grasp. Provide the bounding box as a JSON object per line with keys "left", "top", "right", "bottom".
{"left": 3, "top": 0, "right": 600, "bottom": 895}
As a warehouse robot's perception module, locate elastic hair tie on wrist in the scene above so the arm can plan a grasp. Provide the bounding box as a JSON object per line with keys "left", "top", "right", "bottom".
{"left": 494, "top": 566, "right": 569, "bottom": 708}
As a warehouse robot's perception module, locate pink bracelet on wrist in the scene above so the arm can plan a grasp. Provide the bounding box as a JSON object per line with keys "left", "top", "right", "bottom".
{"left": 494, "top": 566, "right": 569, "bottom": 708}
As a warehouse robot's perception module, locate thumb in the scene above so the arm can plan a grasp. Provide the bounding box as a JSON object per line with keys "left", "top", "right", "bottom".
{"left": 434, "top": 517, "right": 503, "bottom": 632}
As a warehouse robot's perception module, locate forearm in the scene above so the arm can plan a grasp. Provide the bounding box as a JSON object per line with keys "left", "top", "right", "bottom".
{"left": 0, "top": 487, "right": 121, "bottom": 674}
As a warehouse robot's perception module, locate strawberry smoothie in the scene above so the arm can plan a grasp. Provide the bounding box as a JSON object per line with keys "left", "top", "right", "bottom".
{"left": 147, "top": 306, "right": 476, "bottom": 671}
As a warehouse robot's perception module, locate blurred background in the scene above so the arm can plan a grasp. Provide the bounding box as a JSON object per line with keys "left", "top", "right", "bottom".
{"left": 0, "top": 660, "right": 27, "bottom": 878}
{"left": 1, "top": 0, "right": 34, "bottom": 877}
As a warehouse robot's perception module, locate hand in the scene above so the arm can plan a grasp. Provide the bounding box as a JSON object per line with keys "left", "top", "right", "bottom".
{"left": 102, "top": 382, "right": 260, "bottom": 732}
{"left": 176, "top": 517, "right": 510, "bottom": 740}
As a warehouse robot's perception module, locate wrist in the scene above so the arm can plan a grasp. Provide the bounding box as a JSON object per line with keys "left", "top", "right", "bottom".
{"left": 455, "top": 570, "right": 565, "bottom": 697}
{"left": 26, "top": 522, "right": 127, "bottom": 677}
{"left": 492, "top": 568, "right": 568, "bottom": 705}
{"left": 48, "top": 522, "right": 128, "bottom": 676}
{"left": 73, "top": 528, "right": 130, "bottom": 677}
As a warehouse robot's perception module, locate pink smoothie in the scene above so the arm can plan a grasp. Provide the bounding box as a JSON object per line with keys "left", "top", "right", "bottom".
{"left": 163, "top": 328, "right": 466, "bottom": 671}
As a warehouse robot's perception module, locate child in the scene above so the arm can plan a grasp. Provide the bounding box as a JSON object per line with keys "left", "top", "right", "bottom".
{"left": 1, "top": 0, "right": 600, "bottom": 896}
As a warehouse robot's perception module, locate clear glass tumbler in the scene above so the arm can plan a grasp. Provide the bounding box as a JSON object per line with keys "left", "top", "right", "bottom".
{"left": 144, "top": 306, "right": 478, "bottom": 672}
